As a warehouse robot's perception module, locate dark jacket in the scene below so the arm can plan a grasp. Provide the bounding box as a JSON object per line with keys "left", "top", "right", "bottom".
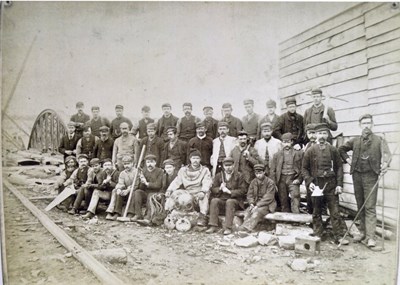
{"left": 203, "top": 117, "right": 219, "bottom": 139}
{"left": 97, "top": 169, "right": 120, "bottom": 192}
{"left": 302, "top": 144, "right": 343, "bottom": 187}
{"left": 140, "top": 136, "right": 165, "bottom": 167}
{"left": 220, "top": 115, "right": 243, "bottom": 137}
{"left": 230, "top": 145, "right": 263, "bottom": 185}
{"left": 187, "top": 136, "right": 213, "bottom": 167}
{"left": 94, "top": 137, "right": 114, "bottom": 161}
{"left": 138, "top": 167, "right": 164, "bottom": 192}
{"left": 271, "top": 148, "right": 303, "bottom": 184}
{"left": 89, "top": 117, "right": 111, "bottom": 137}
{"left": 247, "top": 176, "right": 277, "bottom": 208}
{"left": 134, "top": 118, "right": 155, "bottom": 139}
{"left": 273, "top": 112, "right": 304, "bottom": 146}
{"left": 161, "top": 170, "right": 178, "bottom": 193}
{"left": 303, "top": 104, "right": 337, "bottom": 131}
{"left": 163, "top": 139, "right": 187, "bottom": 169}
{"left": 157, "top": 114, "right": 179, "bottom": 142}
{"left": 110, "top": 116, "right": 133, "bottom": 139}
{"left": 59, "top": 133, "right": 80, "bottom": 159}
{"left": 338, "top": 134, "right": 390, "bottom": 175}
{"left": 257, "top": 114, "right": 279, "bottom": 139}
{"left": 211, "top": 171, "right": 248, "bottom": 208}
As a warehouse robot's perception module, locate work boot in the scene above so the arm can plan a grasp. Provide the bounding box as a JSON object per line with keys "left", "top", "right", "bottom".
{"left": 68, "top": 208, "right": 77, "bottom": 215}
{"left": 336, "top": 238, "right": 349, "bottom": 245}
{"left": 106, "top": 213, "right": 119, "bottom": 221}
{"left": 353, "top": 234, "right": 365, "bottom": 243}
{"left": 82, "top": 212, "right": 94, "bottom": 220}
{"left": 205, "top": 226, "right": 219, "bottom": 234}
{"left": 367, "top": 238, "right": 376, "bottom": 248}
{"left": 197, "top": 214, "right": 207, "bottom": 227}
{"left": 137, "top": 219, "right": 151, "bottom": 226}
{"left": 130, "top": 215, "right": 142, "bottom": 222}
{"left": 223, "top": 229, "right": 232, "bottom": 235}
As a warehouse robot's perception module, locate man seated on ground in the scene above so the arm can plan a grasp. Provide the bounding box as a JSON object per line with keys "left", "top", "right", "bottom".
{"left": 161, "top": 159, "right": 178, "bottom": 193}
{"left": 63, "top": 154, "right": 90, "bottom": 211}
{"left": 76, "top": 126, "right": 99, "bottom": 160}
{"left": 239, "top": 164, "right": 277, "bottom": 232}
{"left": 206, "top": 157, "right": 247, "bottom": 235}
{"left": 105, "top": 156, "right": 139, "bottom": 220}
{"left": 82, "top": 158, "right": 120, "bottom": 219}
{"left": 68, "top": 157, "right": 102, "bottom": 215}
{"left": 166, "top": 150, "right": 212, "bottom": 226}
{"left": 129, "top": 154, "right": 164, "bottom": 223}
{"left": 56, "top": 156, "right": 78, "bottom": 211}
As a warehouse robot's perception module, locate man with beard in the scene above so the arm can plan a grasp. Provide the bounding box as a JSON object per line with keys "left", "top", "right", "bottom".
{"left": 83, "top": 158, "right": 120, "bottom": 219}
{"left": 211, "top": 122, "right": 237, "bottom": 177}
{"left": 254, "top": 122, "right": 282, "bottom": 175}
{"left": 88, "top": 106, "right": 110, "bottom": 137}
{"left": 161, "top": 159, "right": 178, "bottom": 192}
{"left": 56, "top": 156, "right": 78, "bottom": 211}
{"left": 177, "top": 102, "right": 201, "bottom": 142}
{"left": 202, "top": 106, "right": 219, "bottom": 139}
{"left": 70, "top": 102, "right": 90, "bottom": 138}
{"left": 166, "top": 150, "right": 213, "bottom": 226}
{"left": 112, "top": 122, "right": 140, "bottom": 171}
{"left": 302, "top": 123, "right": 349, "bottom": 245}
{"left": 187, "top": 122, "right": 213, "bottom": 170}
{"left": 110, "top": 105, "right": 133, "bottom": 140}
{"left": 206, "top": 157, "right": 247, "bottom": 235}
{"left": 76, "top": 126, "right": 99, "bottom": 160}
{"left": 132, "top": 105, "right": 155, "bottom": 139}
{"left": 303, "top": 123, "right": 317, "bottom": 214}
{"left": 139, "top": 123, "right": 165, "bottom": 167}
{"left": 94, "top": 126, "right": 114, "bottom": 161}
{"left": 220, "top": 103, "right": 243, "bottom": 138}
{"left": 274, "top": 97, "right": 304, "bottom": 148}
{"left": 339, "top": 114, "right": 390, "bottom": 248}
{"left": 271, "top": 133, "right": 303, "bottom": 213}
{"left": 130, "top": 154, "right": 164, "bottom": 223}
{"left": 230, "top": 131, "right": 263, "bottom": 186}
{"left": 105, "top": 156, "right": 139, "bottom": 220}
{"left": 242, "top": 99, "right": 260, "bottom": 140}
{"left": 157, "top": 103, "right": 179, "bottom": 142}
{"left": 257, "top": 99, "right": 279, "bottom": 139}
{"left": 59, "top": 122, "right": 79, "bottom": 161}
{"left": 162, "top": 126, "right": 187, "bottom": 169}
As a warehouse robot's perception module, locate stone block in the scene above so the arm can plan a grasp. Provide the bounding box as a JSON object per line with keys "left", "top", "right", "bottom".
{"left": 257, "top": 232, "right": 278, "bottom": 246}
{"left": 275, "top": 223, "right": 313, "bottom": 237}
{"left": 278, "top": 236, "right": 295, "bottom": 250}
{"left": 295, "top": 235, "right": 321, "bottom": 255}
{"left": 234, "top": 236, "right": 259, "bottom": 248}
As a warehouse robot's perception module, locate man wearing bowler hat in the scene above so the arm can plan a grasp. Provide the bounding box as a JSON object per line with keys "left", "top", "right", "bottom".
{"left": 202, "top": 106, "right": 219, "bottom": 139}
{"left": 110, "top": 105, "right": 133, "bottom": 140}
{"left": 220, "top": 103, "right": 243, "bottom": 138}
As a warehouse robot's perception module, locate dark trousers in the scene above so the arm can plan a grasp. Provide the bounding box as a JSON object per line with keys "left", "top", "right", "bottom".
{"left": 353, "top": 171, "right": 379, "bottom": 240}
{"left": 277, "top": 174, "right": 300, "bottom": 213}
{"left": 208, "top": 198, "right": 240, "bottom": 229}
{"left": 115, "top": 193, "right": 134, "bottom": 215}
{"left": 73, "top": 186, "right": 93, "bottom": 210}
{"left": 129, "top": 189, "right": 157, "bottom": 218}
{"left": 306, "top": 186, "right": 313, "bottom": 214}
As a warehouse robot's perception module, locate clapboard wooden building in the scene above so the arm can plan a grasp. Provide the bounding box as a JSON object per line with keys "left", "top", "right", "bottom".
{"left": 278, "top": 2, "right": 400, "bottom": 227}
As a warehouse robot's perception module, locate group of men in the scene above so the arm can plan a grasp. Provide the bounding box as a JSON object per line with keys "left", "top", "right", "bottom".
{"left": 57, "top": 88, "right": 391, "bottom": 248}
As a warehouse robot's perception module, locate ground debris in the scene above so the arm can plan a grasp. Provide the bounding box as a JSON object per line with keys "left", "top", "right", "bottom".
{"left": 234, "top": 235, "right": 259, "bottom": 248}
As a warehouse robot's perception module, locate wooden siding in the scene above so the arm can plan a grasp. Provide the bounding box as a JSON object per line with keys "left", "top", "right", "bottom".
{"left": 278, "top": 3, "right": 400, "bottom": 227}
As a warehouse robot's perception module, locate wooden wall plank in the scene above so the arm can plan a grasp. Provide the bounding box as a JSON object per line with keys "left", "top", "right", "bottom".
{"left": 373, "top": 112, "right": 400, "bottom": 125}
{"left": 368, "top": 62, "right": 400, "bottom": 79}
{"left": 369, "top": 93, "right": 400, "bottom": 105}
{"left": 365, "top": 2, "right": 400, "bottom": 28}
{"left": 280, "top": 24, "right": 365, "bottom": 68}
{"left": 368, "top": 84, "right": 400, "bottom": 98}
{"left": 367, "top": 38, "right": 400, "bottom": 58}
{"left": 366, "top": 13, "right": 400, "bottom": 39}
{"left": 373, "top": 124, "right": 400, "bottom": 134}
{"left": 369, "top": 73, "right": 400, "bottom": 90}
{"left": 368, "top": 49, "right": 400, "bottom": 69}
{"left": 367, "top": 28, "right": 400, "bottom": 47}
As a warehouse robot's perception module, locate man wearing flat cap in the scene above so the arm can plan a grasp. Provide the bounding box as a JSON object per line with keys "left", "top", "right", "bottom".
{"left": 202, "top": 106, "right": 219, "bottom": 139}
{"left": 70, "top": 102, "right": 90, "bottom": 138}
{"left": 139, "top": 123, "right": 165, "bottom": 167}
{"left": 110, "top": 105, "right": 133, "bottom": 140}
{"left": 274, "top": 97, "right": 304, "bottom": 148}
{"left": 161, "top": 159, "right": 178, "bottom": 193}
{"left": 338, "top": 114, "right": 391, "bottom": 248}
{"left": 162, "top": 126, "right": 187, "bottom": 169}
{"left": 112, "top": 122, "right": 140, "bottom": 171}
{"left": 187, "top": 122, "right": 213, "bottom": 170}
{"left": 220, "top": 103, "right": 243, "bottom": 138}
{"left": 132, "top": 105, "right": 155, "bottom": 139}
{"left": 206, "top": 157, "right": 247, "bottom": 235}
{"left": 242, "top": 99, "right": 260, "bottom": 139}
{"left": 303, "top": 88, "right": 338, "bottom": 144}
{"left": 94, "top": 126, "right": 114, "bottom": 161}
{"left": 177, "top": 102, "right": 201, "bottom": 142}
{"left": 302, "top": 123, "right": 349, "bottom": 245}
{"left": 88, "top": 106, "right": 110, "bottom": 138}
{"left": 59, "top": 121, "right": 80, "bottom": 160}
{"left": 257, "top": 99, "right": 279, "bottom": 139}
{"left": 211, "top": 121, "right": 237, "bottom": 177}
{"left": 76, "top": 125, "right": 99, "bottom": 160}
{"left": 157, "top": 103, "right": 179, "bottom": 142}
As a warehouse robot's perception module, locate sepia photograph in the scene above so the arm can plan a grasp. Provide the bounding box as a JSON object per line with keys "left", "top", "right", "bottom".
{"left": 1, "top": 1, "right": 399, "bottom": 284}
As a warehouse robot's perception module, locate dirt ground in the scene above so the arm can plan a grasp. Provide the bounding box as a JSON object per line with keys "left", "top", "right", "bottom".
{"left": 2, "top": 178, "right": 399, "bottom": 285}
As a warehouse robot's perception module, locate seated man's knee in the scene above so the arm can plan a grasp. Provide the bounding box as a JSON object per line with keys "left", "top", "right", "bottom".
{"left": 210, "top": 198, "right": 219, "bottom": 207}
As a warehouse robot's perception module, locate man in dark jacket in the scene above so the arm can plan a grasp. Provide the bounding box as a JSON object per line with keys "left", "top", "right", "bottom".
{"left": 110, "top": 105, "right": 133, "bottom": 140}
{"left": 132, "top": 105, "right": 155, "bottom": 139}
{"left": 274, "top": 97, "right": 304, "bottom": 148}
{"left": 139, "top": 123, "right": 164, "bottom": 167}
{"left": 70, "top": 101, "right": 90, "bottom": 138}
{"left": 302, "top": 123, "right": 348, "bottom": 245}
{"left": 206, "top": 157, "right": 247, "bottom": 235}
{"left": 177, "top": 102, "right": 201, "bottom": 142}
{"left": 338, "top": 114, "right": 390, "bottom": 247}
{"left": 157, "top": 103, "right": 179, "bottom": 142}
{"left": 76, "top": 126, "right": 99, "bottom": 160}
{"left": 187, "top": 122, "right": 213, "bottom": 170}
{"left": 202, "top": 106, "right": 219, "bottom": 139}
{"left": 220, "top": 103, "right": 243, "bottom": 137}
{"left": 88, "top": 106, "right": 110, "bottom": 137}
{"left": 242, "top": 99, "right": 260, "bottom": 140}
{"left": 257, "top": 99, "right": 279, "bottom": 139}
{"left": 94, "top": 126, "right": 114, "bottom": 161}
{"left": 161, "top": 159, "right": 178, "bottom": 192}
{"left": 163, "top": 126, "right": 187, "bottom": 169}
{"left": 59, "top": 122, "right": 79, "bottom": 160}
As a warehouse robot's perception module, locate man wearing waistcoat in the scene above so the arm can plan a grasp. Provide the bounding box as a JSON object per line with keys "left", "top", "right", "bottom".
{"left": 202, "top": 106, "right": 219, "bottom": 139}
{"left": 257, "top": 99, "right": 279, "bottom": 139}
{"left": 177, "top": 102, "right": 201, "bottom": 142}
{"left": 242, "top": 99, "right": 260, "bottom": 140}
{"left": 220, "top": 103, "right": 243, "bottom": 138}
{"left": 139, "top": 123, "right": 164, "bottom": 167}
{"left": 76, "top": 126, "right": 99, "bottom": 160}
{"left": 59, "top": 122, "right": 79, "bottom": 160}
{"left": 94, "top": 126, "right": 114, "bottom": 161}
{"left": 157, "top": 103, "right": 179, "bottom": 142}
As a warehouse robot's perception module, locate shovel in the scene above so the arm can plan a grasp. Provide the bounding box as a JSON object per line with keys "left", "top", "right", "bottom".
{"left": 45, "top": 185, "right": 76, "bottom": 211}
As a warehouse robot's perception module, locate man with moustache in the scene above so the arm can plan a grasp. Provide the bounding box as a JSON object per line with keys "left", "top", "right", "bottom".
{"left": 88, "top": 106, "right": 110, "bottom": 137}
{"left": 94, "top": 126, "right": 114, "bottom": 161}
{"left": 257, "top": 99, "right": 279, "bottom": 139}
{"left": 59, "top": 122, "right": 79, "bottom": 161}
{"left": 161, "top": 159, "right": 178, "bottom": 192}
{"left": 132, "top": 105, "right": 155, "bottom": 139}
{"left": 157, "top": 103, "right": 179, "bottom": 142}
{"left": 303, "top": 123, "right": 317, "bottom": 213}
{"left": 110, "top": 105, "right": 133, "bottom": 140}
{"left": 70, "top": 101, "right": 90, "bottom": 138}
{"left": 220, "top": 103, "right": 243, "bottom": 138}
{"left": 76, "top": 126, "right": 99, "bottom": 160}
{"left": 139, "top": 123, "right": 164, "bottom": 167}
{"left": 202, "top": 106, "right": 219, "bottom": 139}
{"left": 187, "top": 122, "right": 213, "bottom": 170}
{"left": 162, "top": 126, "right": 187, "bottom": 169}
{"left": 177, "top": 102, "right": 201, "bottom": 142}
{"left": 339, "top": 114, "right": 390, "bottom": 247}
{"left": 242, "top": 99, "right": 260, "bottom": 140}
{"left": 112, "top": 122, "right": 140, "bottom": 171}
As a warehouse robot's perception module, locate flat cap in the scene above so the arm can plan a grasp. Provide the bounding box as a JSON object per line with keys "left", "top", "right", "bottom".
{"left": 76, "top": 101, "right": 84, "bottom": 107}
{"left": 222, "top": 103, "right": 232, "bottom": 109}
{"left": 253, "top": 164, "right": 265, "bottom": 171}
{"left": 141, "top": 105, "right": 150, "bottom": 112}
{"left": 99, "top": 126, "right": 110, "bottom": 132}
{"left": 90, "top": 158, "right": 101, "bottom": 166}
{"left": 305, "top": 123, "right": 316, "bottom": 132}
{"left": 266, "top": 99, "right": 276, "bottom": 108}
{"left": 196, "top": 121, "right": 205, "bottom": 129}
{"left": 260, "top": 122, "right": 272, "bottom": 130}
{"left": 217, "top": 121, "right": 229, "bottom": 128}
{"left": 237, "top": 130, "right": 248, "bottom": 137}
{"left": 91, "top": 106, "right": 100, "bottom": 111}
{"left": 311, "top": 88, "right": 323, "bottom": 95}
{"left": 222, "top": 157, "right": 234, "bottom": 165}
{"left": 314, "top": 123, "right": 330, "bottom": 132}
{"left": 146, "top": 123, "right": 156, "bottom": 130}
{"left": 243, "top": 99, "right": 254, "bottom": 105}
{"left": 67, "top": 121, "right": 76, "bottom": 127}
{"left": 65, "top": 156, "right": 77, "bottom": 164}
{"left": 183, "top": 102, "right": 192, "bottom": 108}
{"left": 122, "top": 156, "right": 133, "bottom": 163}
{"left": 163, "top": 159, "right": 175, "bottom": 166}
{"left": 189, "top": 149, "right": 202, "bottom": 158}
{"left": 285, "top": 97, "right": 297, "bottom": 106}
{"left": 281, "top": 133, "right": 293, "bottom": 141}
{"left": 166, "top": 126, "right": 177, "bottom": 133}
{"left": 203, "top": 106, "right": 213, "bottom": 111}
{"left": 115, "top": 104, "right": 124, "bottom": 110}
{"left": 101, "top": 158, "right": 112, "bottom": 164}
{"left": 359, "top": 113, "right": 373, "bottom": 122}
{"left": 77, "top": 154, "right": 89, "bottom": 160}
{"left": 161, "top": 103, "right": 171, "bottom": 108}
{"left": 144, "top": 154, "right": 157, "bottom": 161}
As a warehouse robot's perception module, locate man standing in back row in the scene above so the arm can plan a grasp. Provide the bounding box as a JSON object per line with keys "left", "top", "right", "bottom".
{"left": 110, "top": 105, "right": 133, "bottom": 140}
{"left": 157, "top": 103, "right": 179, "bottom": 142}
{"left": 220, "top": 103, "right": 243, "bottom": 138}
{"left": 242, "top": 99, "right": 260, "bottom": 141}
{"left": 177, "top": 102, "right": 201, "bottom": 142}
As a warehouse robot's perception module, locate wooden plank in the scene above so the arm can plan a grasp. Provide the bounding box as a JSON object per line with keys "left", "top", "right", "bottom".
{"left": 369, "top": 93, "right": 400, "bottom": 106}
{"left": 280, "top": 64, "right": 368, "bottom": 97}
{"left": 281, "top": 16, "right": 364, "bottom": 58}
{"left": 280, "top": 24, "right": 365, "bottom": 68}
{"left": 279, "top": 3, "right": 378, "bottom": 50}
{"left": 373, "top": 124, "right": 400, "bottom": 134}
{"left": 279, "top": 50, "right": 366, "bottom": 88}
{"left": 280, "top": 38, "right": 367, "bottom": 78}
{"left": 368, "top": 84, "right": 400, "bottom": 98}
{"left": 373, "top": 112, "right": 400, "bottom": 125}
{"left": 368, "top": 49, "right": 400, "bottom": 69}
{"left": 3, "top": 180, "right": 126, "bottom": 285}
{"left": 366, "top": 13, "right": 400, "bottom": 40}
{"left": 369, "top": 73, "right": 400, "bottom": 90}
{"left": 367, "top": 28, "right": 400, "bottom": 47}
{"left": 367, "top": 38, "right": 400, "bottom": 58}
{"left": 370, "top": 101, "right": 400, "bottom": 115}
{"left": 368, "top": 62, "right": 400, "bottom": 79}
{"left": 335, "top": 106, "right": 370, "bottom": 123}
{"left": 365, "top": 2, "right": 400, "bottom": 28}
